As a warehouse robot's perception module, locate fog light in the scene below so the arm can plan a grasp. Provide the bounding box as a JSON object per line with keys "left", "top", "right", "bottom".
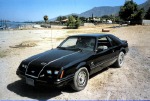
{"left": 22, "top": 64, "right": 27, "bottom": 68}
{"left": 22, "top": 64, "right": 25, "bottom": 68}
{"left": 47, "top": 70, "right": 52, "bottom": 74}
{"left": 54, "top": 70, "right": 59, "bottom": 75}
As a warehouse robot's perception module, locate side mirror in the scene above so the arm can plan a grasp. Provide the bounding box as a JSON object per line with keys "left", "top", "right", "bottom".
{"left": 97, "top": 46, "right": 108, "bottom": 52}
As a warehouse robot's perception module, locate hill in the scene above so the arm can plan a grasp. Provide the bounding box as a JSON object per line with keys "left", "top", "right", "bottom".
{"left": 139, "top": 0, "right": 150, "bottom": 11}
{"left": 50, "top": 0, "right": 150, "bottom": 20}
{"left": 79, "top": 6, "right": 120, "bottom": 17}
{"left": 79, "top": 0, "right": 150, "bottom": 18}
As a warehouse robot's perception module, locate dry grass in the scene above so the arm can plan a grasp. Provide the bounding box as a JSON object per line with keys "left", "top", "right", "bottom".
{"left": 1, "top": 25, "right": 150, "bottom": 100}
{"left": 67, "top": 29, "right": 102, "bottom": 34}
{"left": 66, "top": 24, "right": 120, "bottom": 34}
{"left": 0, "top": 50, "right": 9, "bottom": 58}
{"left": 9, "top": 40, "right": 38, "bottom": 48}
{"left": 0, "top": 52, "right": 7, "bottom": 58}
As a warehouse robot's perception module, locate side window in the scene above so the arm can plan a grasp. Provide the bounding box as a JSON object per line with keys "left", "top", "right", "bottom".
{"left": 97, "top": 37, "right": 111, "bottom": 50}
{"left": 98, "top": 37, "right": 107, "bottom": 41}
{"left": 107, "top": 37, "right": 118, "bottom": 46}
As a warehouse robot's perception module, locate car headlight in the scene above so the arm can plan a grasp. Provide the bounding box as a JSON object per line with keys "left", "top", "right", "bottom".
{"left": 54, "top": 70, "right": 59, "bottom": 75}
{"left": 47, "top": 70, "right": 52, "bottom": 74}
{"left": 22, "top": 64, "right": 28, "bottom": 68}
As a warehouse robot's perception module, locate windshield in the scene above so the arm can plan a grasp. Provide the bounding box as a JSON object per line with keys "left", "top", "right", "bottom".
{"left": 58, "top": 37, "right": 96, "bottom": 51}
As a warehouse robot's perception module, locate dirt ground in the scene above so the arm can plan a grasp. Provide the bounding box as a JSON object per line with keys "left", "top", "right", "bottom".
{"left": 0, "top": 25, "right": 150, "bottom": 100}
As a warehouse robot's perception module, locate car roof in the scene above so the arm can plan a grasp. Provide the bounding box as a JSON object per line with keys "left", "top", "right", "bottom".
{"left": 70, "top": 33, "right": 112, "bottom": 38}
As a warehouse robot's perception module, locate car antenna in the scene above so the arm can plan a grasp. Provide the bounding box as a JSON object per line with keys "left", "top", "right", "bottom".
{"left": 50, "top": 25, "right": 53, "bottom": 49}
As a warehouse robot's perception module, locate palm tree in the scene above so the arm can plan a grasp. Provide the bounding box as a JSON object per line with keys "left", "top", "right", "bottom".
{"left": 43, "top": 15, "right": 48, "bottom": 23}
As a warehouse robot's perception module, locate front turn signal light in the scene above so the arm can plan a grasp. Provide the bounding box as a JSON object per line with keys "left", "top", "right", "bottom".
{"left": 60, "top": 70, "right": 64, "bottom": 79}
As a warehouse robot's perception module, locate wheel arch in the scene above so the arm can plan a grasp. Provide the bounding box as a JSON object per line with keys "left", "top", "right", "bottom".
{"left": 120, "top": 47, "right": 126, "bottom": 54}
{"left": 76, "top": 62, "right": 91, "bottom": 74}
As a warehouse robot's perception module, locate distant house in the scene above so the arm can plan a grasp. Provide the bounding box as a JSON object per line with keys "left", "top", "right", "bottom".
{"left": 107, "top": 20, "right": 112, "bottom": 24}
{"left": 61, "top": 19, "right": 68, "bottom": 23}
{"left": 102, "top": 19, "right": 112, "bottom": 24}
{"left": 93, "top": 18, "right": 101, "bottom": 22}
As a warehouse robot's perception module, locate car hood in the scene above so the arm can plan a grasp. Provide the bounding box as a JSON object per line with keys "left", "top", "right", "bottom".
{"left": 24, "top": 48, "right": 93, "bottom": 77}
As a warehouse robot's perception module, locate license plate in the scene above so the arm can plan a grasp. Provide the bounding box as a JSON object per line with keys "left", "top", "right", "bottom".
{"left": 26, "top": 78, "right": 34, "bottom": 86}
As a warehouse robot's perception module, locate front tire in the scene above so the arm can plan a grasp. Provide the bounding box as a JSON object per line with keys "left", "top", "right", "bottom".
{"left": 71, "top": 67, "right": 89, "bottom": 91}
{"left": 114, "top": 51, "right": 125, "bottom": 68}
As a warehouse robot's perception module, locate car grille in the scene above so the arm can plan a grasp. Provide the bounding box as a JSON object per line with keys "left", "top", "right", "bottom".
{"left": 26, "top": 65, "right": 43, "bottom": 77}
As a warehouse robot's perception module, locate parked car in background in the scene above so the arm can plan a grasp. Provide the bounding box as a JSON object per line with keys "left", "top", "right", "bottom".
{"left": 16, "top": 34, "right": 128, "bottom": 91}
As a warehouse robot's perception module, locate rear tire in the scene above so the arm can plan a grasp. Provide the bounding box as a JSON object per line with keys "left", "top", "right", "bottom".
{"left": 71, "top": 67, "right": 89, "bottom": 91}
{"left": 114, "top": 51, "right": 125, "bottom": 68}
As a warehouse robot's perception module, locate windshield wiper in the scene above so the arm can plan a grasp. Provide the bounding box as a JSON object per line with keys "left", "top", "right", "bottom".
{"left": 57, "top": 47, "right": 67, "bottom": 50}
{"left": 58, "top": 47, "right": 82, "bottom": 51}
{"left": 71, "top": 47, "right": 83, "bottom": 51}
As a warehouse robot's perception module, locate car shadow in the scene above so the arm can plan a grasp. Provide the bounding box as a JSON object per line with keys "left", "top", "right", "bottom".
{"left": 89, "top": 66, "right": 118, "bottom": 79}
{"left": 89, "top": 67, "right": 108, "bottom": 79}
{"left": 7, "top": 67, "right": 118, "bottom": 100}
{"left": 7, "top": 80, "right": 74, "bottom": 100}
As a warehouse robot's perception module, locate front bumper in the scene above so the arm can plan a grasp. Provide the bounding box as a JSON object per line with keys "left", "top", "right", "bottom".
{"left": 16, "top": 70, "right": 74, "bottom": 87}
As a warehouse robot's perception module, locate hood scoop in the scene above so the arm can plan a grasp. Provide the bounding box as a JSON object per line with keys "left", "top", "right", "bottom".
{"left": 41, "top": 62, "right": 47, "bottom": 66}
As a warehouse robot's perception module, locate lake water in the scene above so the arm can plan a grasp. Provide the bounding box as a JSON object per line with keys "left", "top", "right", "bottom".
{"left": 0, "top": 22, "right": 34, "bottom": 29}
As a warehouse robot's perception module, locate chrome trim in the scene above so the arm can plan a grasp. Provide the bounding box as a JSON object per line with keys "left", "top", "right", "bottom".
{"left": 25, "top": 56, "right": 41, "bottom": 76}
{"left": 91, "top": 56, "right": 118, "bottom": 69}
{"left": 25, "top": 51, "right": 79, "bottom": 78}
{"left": 55, "top": 74, "right": 74, "bottom": 84}
{"left": 37, "top": 52, "right": 79, "bottom": 78}
{"left": 25, "top": 74, "right": 38, "bottom": 78}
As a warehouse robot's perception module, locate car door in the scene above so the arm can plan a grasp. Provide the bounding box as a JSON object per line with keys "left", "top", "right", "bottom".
{"left": 90, "top": 36, "right": 115, "bottom": 74}
{"left": 106, "top": 36, "right": 121, "bottom": 64}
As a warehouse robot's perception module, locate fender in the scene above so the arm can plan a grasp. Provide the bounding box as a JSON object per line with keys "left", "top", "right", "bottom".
{"left": 76, "top": 62, "right": 87, "bottom": 70}
{"left": 120, "top": 47, "right": 126, "bottom": 53}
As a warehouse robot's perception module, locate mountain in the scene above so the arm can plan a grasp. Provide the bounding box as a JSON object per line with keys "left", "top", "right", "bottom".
{"left": 139, "top": 0, "right": 150, "bottom": 11}
{"left": 79, "top": 6, "right": 120, "bottom": 17}
{"left": 50, "top": 0, "right": 149, "bottom": 21}
{"left": 79, "top": 0, "right": 150, "bottom": 18}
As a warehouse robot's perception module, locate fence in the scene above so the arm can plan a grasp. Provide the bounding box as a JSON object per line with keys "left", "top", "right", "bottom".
{"left": 142, "top": 20, "right": 150, "bottom": 25}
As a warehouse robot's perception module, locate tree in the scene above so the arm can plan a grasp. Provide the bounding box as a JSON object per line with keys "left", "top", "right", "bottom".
{"left": 101, "top": 15, "right": 110, "bottom": 20}
{"left": 43, "top": 15, "right": 48, "bottom": 23}
{"left": 56, "top": 16, "right": 67, "bottom": 22}
{"left": 133, "top": 8, "right": 144, "bottom": 21}
{"left": 75, "top": 17, "right": 81, "bottom": 29}
{"left": 62, "top": 16, "right": 67, "bottom": 20}
{"left": 67, "top": 15, "right": 81, "bottom": 29}
{"left": 145, "top": 7, "right": 150, "bottom": 20}
{"left": 72, "top": 15, "right": 78, "bottom": 19}
{"left": 56, "top": 16, "right": 62, "bottom": 22}
{"left": 119, "top": 1, "right": 138, "bottom": 21}
{"left": 79, "top": 17, "right": 86, "bottom": 22}
{"left": 91, "top": 13, "right": 94, "bottom": 23}
{"left": 67, "top": 15, "right": 76, "bottom": 28}
{"left": 119, "top": 0, "right": 144, "bottom": 24}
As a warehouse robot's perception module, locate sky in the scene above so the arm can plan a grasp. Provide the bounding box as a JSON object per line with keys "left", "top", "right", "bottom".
{"left": 0, "top": 0, "right": 147, "bottom": 22}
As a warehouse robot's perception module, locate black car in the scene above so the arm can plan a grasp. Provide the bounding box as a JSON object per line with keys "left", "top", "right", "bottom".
{"left": 16, "top": 34, "right": 128, "bottom": 91}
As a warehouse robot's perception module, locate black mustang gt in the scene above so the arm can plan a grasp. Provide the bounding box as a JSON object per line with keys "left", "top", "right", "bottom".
{"left": 16, "top": 34, "right": 128, "bottom": 91}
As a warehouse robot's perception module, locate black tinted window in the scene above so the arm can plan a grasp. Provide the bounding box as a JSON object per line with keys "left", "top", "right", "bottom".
{"left": 98, "top": 37, "right": 111, "bottom": 48}
{"left": 107, "top": 37, "right": 118, "bottom": 46}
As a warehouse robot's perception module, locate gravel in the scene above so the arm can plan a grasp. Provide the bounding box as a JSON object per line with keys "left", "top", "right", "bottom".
{"left": 0, "top": 25, "right": 150, "bottom": 100}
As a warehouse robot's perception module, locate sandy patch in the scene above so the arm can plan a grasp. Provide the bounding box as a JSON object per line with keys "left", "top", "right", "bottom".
{"left": 0, "top": 25, "right": 150, "bottom": 100}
